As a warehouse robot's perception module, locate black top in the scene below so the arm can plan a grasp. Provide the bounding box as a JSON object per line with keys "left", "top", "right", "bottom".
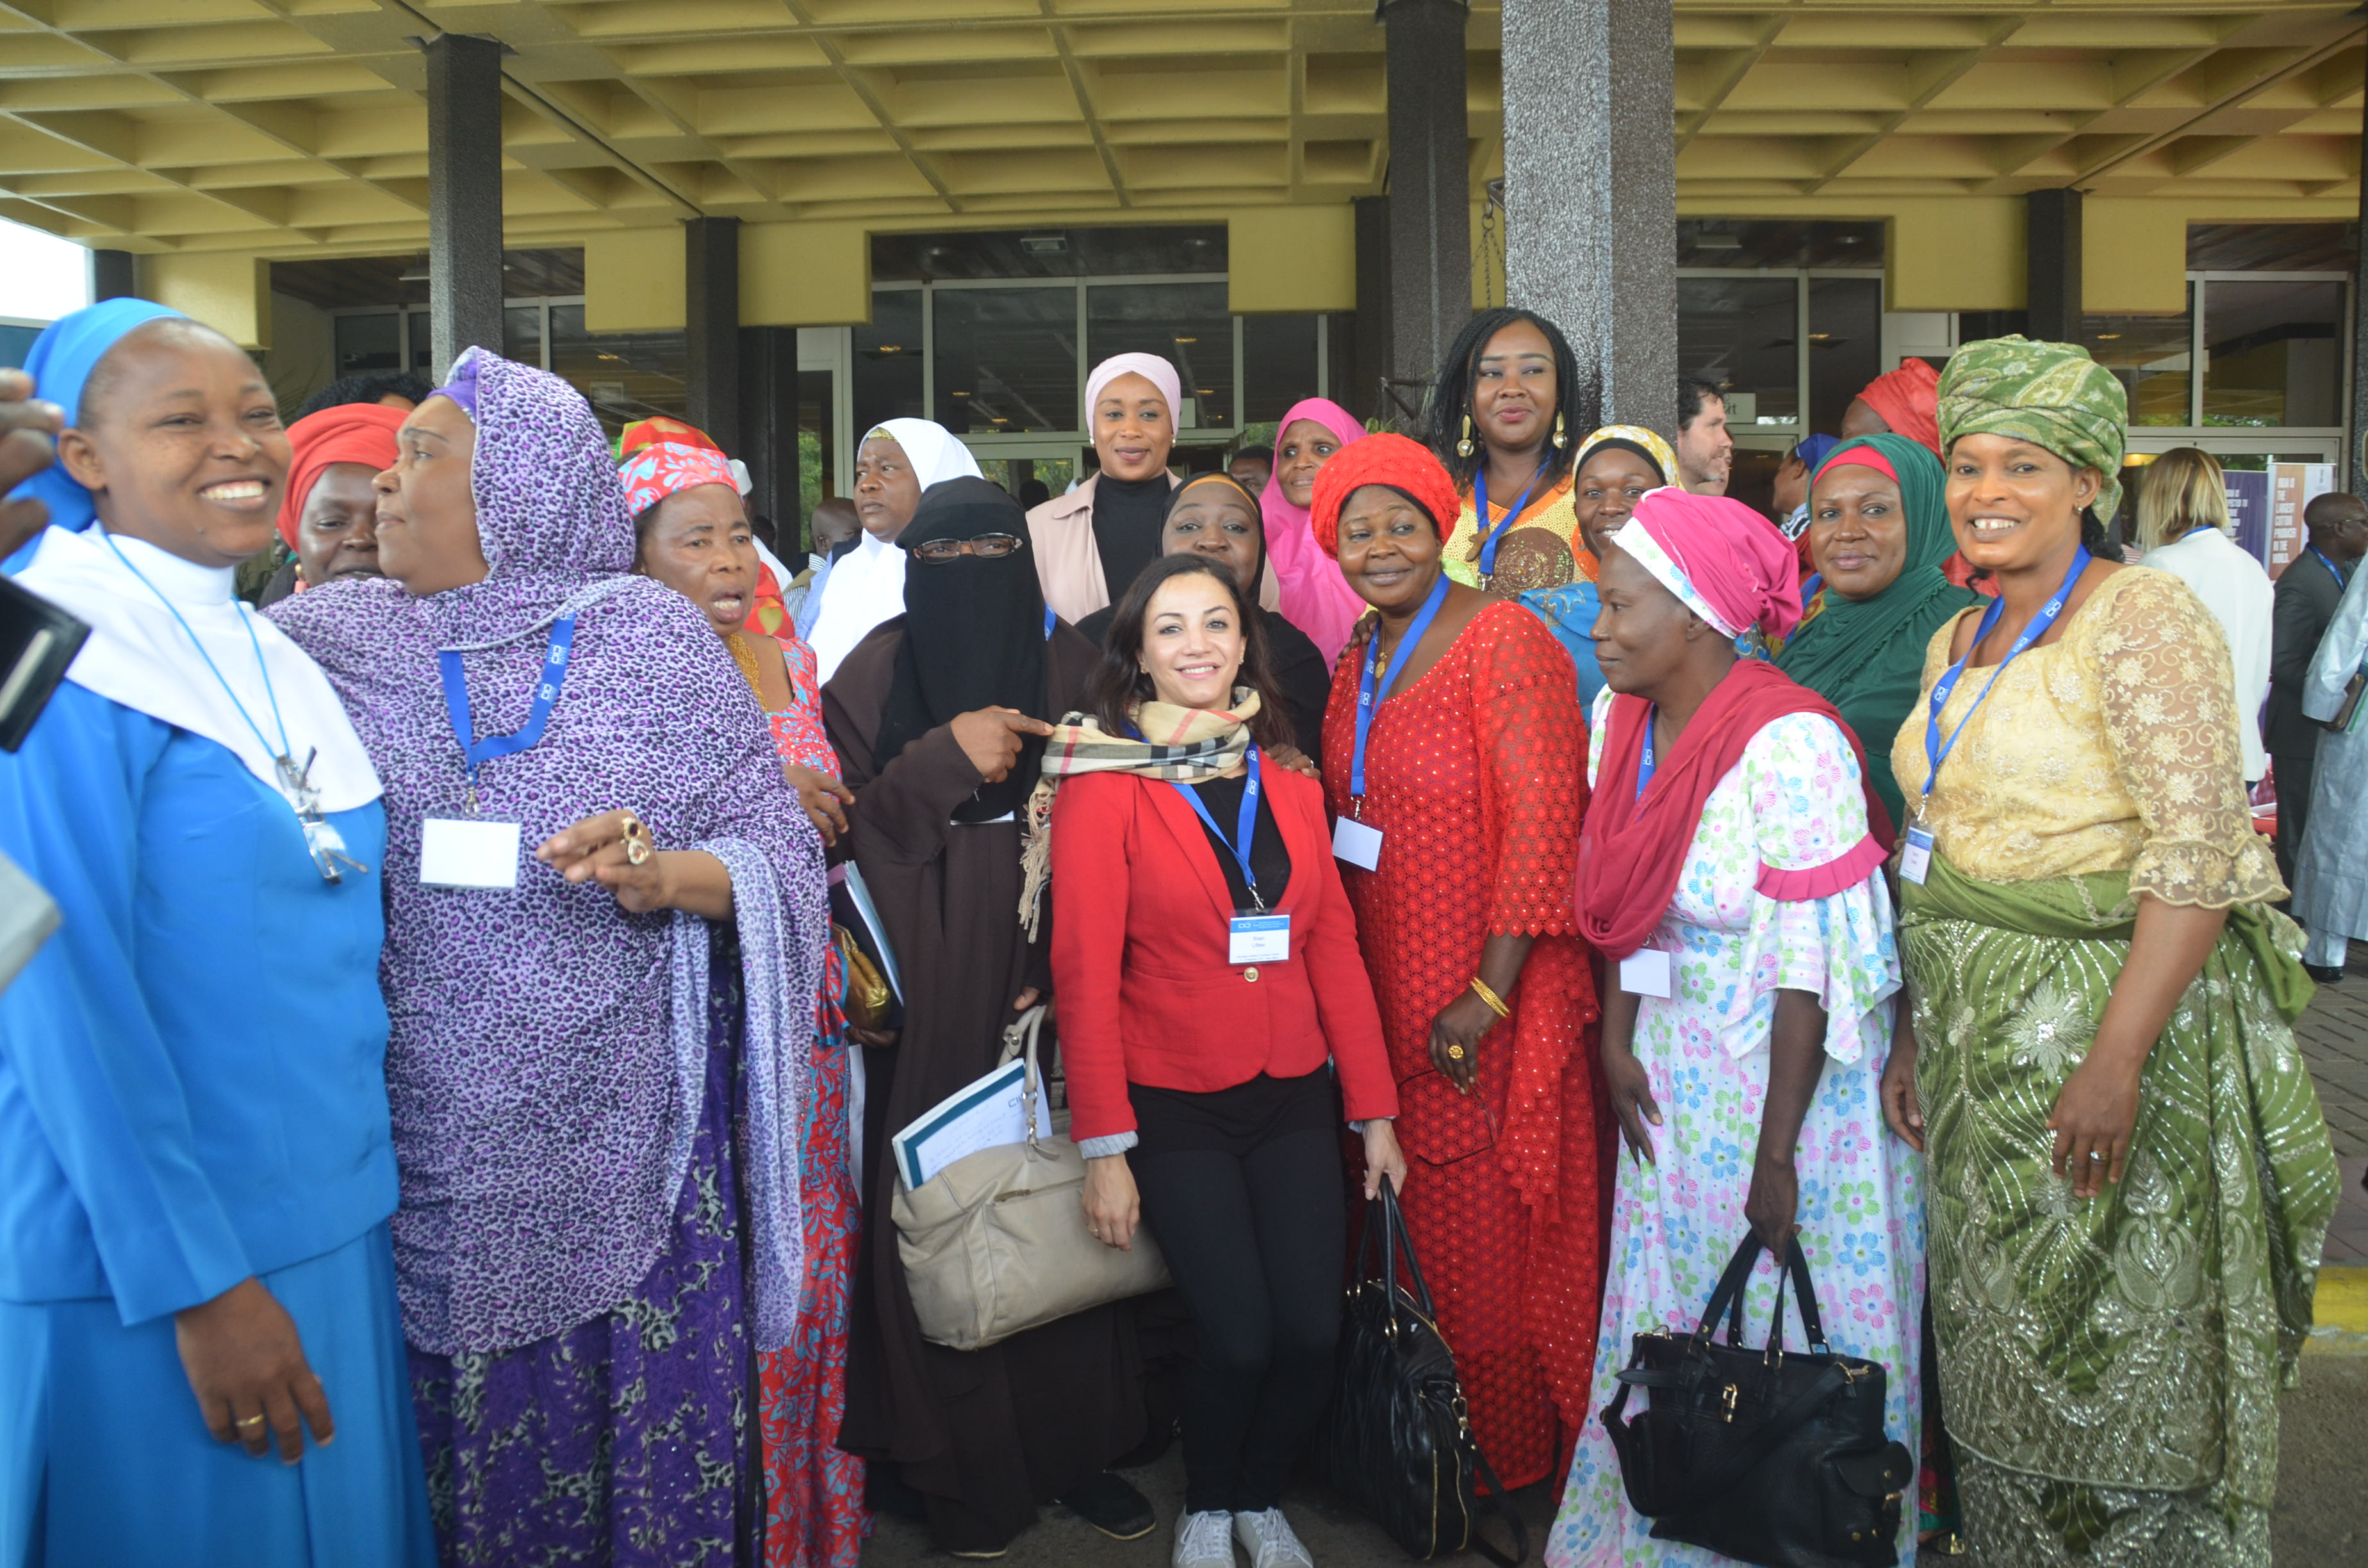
{"left": 2269, "top": 548, "right": 2347, "bottom": 754}
{"left": 1183, "top": 769, "right": 1292, "bottom": 911}
{"left": 1090, "top": 472, "right": 1172, "bottom": 604}
{"left": 1073, "top": 603, "right": 1332, "bottom": 769}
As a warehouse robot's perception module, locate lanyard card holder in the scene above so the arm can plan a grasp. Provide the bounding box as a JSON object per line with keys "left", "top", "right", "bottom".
{"left": 420, "top": 817, "right": 523, "bottom": 890}
{"left": 1229, "top": 911, "right": 1290, "bottom": 965}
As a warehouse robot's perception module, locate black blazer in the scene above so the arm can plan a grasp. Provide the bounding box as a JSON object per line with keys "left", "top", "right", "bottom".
{"left": 2268, "top": 550, "right": 2347, "bottom": 753}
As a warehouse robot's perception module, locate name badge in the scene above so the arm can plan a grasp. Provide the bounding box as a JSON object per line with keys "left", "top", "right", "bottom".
{"left": 1229, "top": 912, "right": 1290, "bottom": 965}
{"left": 420, "top": 817, "right": 522, "bottom": 890}
{"left": 1618, "top": 947, "right": 1673, "bottom": 999}
{"left": 1332, "top": 815, "right": 1383, "bottom": 870}
{"left": 1900, "top": 825, "right": 1935, "bottom": 886}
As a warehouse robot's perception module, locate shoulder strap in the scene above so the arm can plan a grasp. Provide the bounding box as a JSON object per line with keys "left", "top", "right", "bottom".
{"left": 1466, "top": 1441, "right": 1531, "bottom": 1567}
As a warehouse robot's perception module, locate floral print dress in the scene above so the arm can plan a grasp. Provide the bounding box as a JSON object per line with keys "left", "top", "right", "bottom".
{"left": 1548, "top": 703, "right": 1925, "bottom": 1568}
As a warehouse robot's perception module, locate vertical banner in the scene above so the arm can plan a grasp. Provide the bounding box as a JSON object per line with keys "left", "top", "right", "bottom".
{"left": 2265, "top": 462, "right": 2335, "bottom": 578}
{"left": 2223, "top": 468, "right": 2269, "bottom": 563}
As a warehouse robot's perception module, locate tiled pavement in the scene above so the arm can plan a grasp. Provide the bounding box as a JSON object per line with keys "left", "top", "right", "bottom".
{"left": 2294, "top": 939, "right": 2368, "bottom": 1266}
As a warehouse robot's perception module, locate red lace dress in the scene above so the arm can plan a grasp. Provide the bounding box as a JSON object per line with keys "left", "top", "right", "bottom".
{"left": 1320, "top": 601, "right": 1606, "bottom": 1490}
{"left": 755, "top": 632, "right": 870, "bottom": 1568}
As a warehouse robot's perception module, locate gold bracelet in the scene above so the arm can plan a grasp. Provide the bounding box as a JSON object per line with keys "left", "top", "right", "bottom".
{"left": 1468, "top": 976, "right": 1510, "bottom": 1018}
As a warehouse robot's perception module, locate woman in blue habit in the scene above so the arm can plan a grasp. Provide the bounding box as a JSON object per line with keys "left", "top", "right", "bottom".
{"left": 0, "top": 299, "right": 432, "bottom": 1565}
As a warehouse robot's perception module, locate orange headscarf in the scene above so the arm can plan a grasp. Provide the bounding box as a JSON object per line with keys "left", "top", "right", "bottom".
{"left": 278, "top": 403, "right": 405, "bottom": 548}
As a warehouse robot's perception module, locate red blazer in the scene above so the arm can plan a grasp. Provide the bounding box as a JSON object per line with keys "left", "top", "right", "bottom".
{"left": 1049, "top": 764, "right": 1398, "bottom": 1143}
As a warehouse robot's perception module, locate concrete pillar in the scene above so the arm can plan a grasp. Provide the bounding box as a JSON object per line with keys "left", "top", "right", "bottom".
{"left": 737, "top": 325, "right": 799, "bottom": 548}
{"left": 686, "top": 216, "right": 741, "bottom": 453}
{"left": 1351, "top": 194, "right": 1394, "bottom": 422}
{"left": 90, "top": 249, "right": 136, "bottom": 301}
{"left": 422, "top": 33, "right": 506, "bottom": 381}
{"left": 2026, "top": 188, "right": 2084, "bottom": 345}
{"left": 1501, "top": 0, "right": 1677, "bottom": 439}
{"left": 1381, "top": 0, "right": 1470, "bottom": 389}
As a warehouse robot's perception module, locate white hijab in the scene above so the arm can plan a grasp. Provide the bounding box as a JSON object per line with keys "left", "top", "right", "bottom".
{"left": 16, "top": 524, "right": 381, "bottom": 810}
{"left": 807, "top": 419, "right": 983, "bottom": 683}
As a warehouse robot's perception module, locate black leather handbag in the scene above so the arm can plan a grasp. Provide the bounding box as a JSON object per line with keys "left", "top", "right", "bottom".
{"left": 1313, "top": 1184, "right": 1527, "bottom": 1565}
{"left": 1601, "top": 1234, "right": 1914, "bottom": 1568}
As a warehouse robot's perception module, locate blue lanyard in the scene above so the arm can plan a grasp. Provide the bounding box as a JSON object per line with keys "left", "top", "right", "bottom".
{"left": 1635, "top": 704, "right": 1657, "bottom": 801}
{"left": 1472, "top": 461, "right": 1546, "bottom": 578}
{"left": 1042, "top": 605, "right": 1056, "bottom": 640}
{"left": 1351, "top": 574, "right": 1449, "bottom": 801}
{"left": 100, "top": 532, "right": 297, "bottom": 770}
{"left": 1922, "top": 547, "right": 2089, "bottom": 798}
{"left": 1171, "top": 744, "right": 1266, "bottom": 910}
{"left": 2310, "top": 546, "right": 2347, "bottom": 592}
{"left": 438, "top": 616, "right": 577, "bottom": 808}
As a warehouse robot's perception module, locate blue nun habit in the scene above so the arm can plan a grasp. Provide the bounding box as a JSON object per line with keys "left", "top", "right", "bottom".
{"left": 0, "top": 301, "right": 432, "bottom": 1567}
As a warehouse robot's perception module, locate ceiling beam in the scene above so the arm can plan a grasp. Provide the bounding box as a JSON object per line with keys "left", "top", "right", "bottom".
{"left": 2076, "top": 24, "right": 2367, "bottom": 184}
{"left": 1041, "top": 1, "right": 1131, "bottom": 208}
{"left": 1804, "top": 17, "right": 2029, "bottom": 193}
{"left": 1679, "top": 20, "right": 1786, "bottom": 154}
{"left": 777, "top": 0, "right": 962, "bottom": 215}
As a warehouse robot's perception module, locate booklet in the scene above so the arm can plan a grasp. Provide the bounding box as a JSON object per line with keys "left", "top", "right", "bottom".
{"left": 891, "top": 1055, "right": 1035, "bottom": 1192}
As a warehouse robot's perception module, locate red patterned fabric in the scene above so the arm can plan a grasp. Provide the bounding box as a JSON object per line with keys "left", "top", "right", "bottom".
{"left": 1320, "top": 601, "right": 1605, "bottom": 1489}
{"left": 752, "top": 632, "right": 867, "bottom": 1566}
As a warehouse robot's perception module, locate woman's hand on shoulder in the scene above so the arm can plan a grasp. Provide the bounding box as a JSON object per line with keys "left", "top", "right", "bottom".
{"left": 1267, "top": 741, "right": 1320, "bottom": 780}
{"left": 1081, "top": 1154, "right": 1140, "bottom": 1250}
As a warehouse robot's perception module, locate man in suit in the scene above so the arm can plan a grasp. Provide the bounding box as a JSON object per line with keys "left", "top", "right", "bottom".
{"left": 2270, "top": 491, "right": 2368, "bottom": 924}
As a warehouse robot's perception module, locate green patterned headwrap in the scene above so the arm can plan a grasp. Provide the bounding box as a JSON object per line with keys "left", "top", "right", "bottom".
{"left": 1936, "top": 335, "right": 2128, "bottom": 523}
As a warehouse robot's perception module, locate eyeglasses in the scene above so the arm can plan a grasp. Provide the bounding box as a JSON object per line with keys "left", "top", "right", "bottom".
{"left": 910, "top": 533, "right": 1024, "bottom": 564}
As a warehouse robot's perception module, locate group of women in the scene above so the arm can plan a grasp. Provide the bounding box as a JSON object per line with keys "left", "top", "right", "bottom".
{"left": 0, "top": 291, "right": 2339, "bottom": 1568}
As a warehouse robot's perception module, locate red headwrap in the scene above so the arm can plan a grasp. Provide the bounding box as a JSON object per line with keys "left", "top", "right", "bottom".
{"left": 1620, "top": 487, "right": 1804, "bottom": 641}
{"left": 1854, "top": 357, "right": 1941, "bottom": 455}
{"left": 1308, "top": 432, "right": 1461, "bottom": 557}
{"left": 277, "top": 403, "right": 405, "bottom": 548}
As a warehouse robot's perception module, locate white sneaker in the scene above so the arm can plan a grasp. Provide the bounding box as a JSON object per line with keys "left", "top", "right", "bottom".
{"left": 1232, "top": 1507, "right": 1314, "bottom": 1568}
{"left": 1173, "top": 1509, "right": 1237, "bottom": 1568}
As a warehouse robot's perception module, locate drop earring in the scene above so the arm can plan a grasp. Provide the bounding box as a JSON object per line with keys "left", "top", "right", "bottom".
{"left": 1456, "top": 414, "right": 1476, "bottom": 459}
{"left": 1550, "top": 411, "right": 1567, "bottom": 450}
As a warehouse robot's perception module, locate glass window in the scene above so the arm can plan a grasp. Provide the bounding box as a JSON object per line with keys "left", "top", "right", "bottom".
{"left": 1806, "top": 278, "right": 1881, "bottom": 436}
{"left": 1678, "top": 277, "right": 1798, "bottom": 429}
{"left": 334, "top": 312, "right": 400, "bottom": 375}
{"left": 547, "top": 304, "right": 687, "bottom": 437}
{"left": 1089, "top": 282, "right": 1233, "bottom": 432}
{"left": 797, "top": 369, "right": 834, "bottom": 529}
{"left": 405, "top": 310, "right": 433, "bottom": 377}
{"left": 853, "top": 288, "right": 924, "bottom": 437}
{"left": 2083, "top": 292, "right": 2193, "bottom": 427}
{"left": 932, "top": 286, "right": 1078, "bottom": 436}
{"left": 2204, "top": 279, "right": 2343, "bottom": 428}
{"left": 504, "top": 306, "right": 543, "bottom": 370}
{"left": 1242, "top": 313, "right": 1319, "bottom": 425}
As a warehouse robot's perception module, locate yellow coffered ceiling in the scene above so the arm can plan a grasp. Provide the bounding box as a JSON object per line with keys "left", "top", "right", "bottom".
{"left": 0, "top": 1, "right": 2361, "bottom": 259}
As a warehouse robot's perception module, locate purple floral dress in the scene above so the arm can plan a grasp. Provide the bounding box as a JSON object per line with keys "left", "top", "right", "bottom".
{"left": 1548, "top": 704, "right": 1925, "bottom": 1568}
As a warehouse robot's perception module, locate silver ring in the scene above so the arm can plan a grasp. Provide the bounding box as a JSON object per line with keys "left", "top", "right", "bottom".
{"left": 2087, "top": 1150, "right": 2107, "bottom": 1161}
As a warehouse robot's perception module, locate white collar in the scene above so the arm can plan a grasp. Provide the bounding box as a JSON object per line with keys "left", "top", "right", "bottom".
{"left": 14, "top": 525, "right": 381, "bottom": 812}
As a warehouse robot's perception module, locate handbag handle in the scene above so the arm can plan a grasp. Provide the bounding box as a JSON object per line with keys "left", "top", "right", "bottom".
{"left": 1688, "top": 1234, "right": 1832, "bottom": 1364}
{"left": 998, "top": 1004, "right": 1051, "bottom": 1153}
{"left": 1378, "top": 1181, "right": 1440, "bottom": 1322}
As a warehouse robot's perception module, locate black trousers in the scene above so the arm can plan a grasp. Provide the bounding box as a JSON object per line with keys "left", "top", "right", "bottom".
{"left": 1129, "top": 1074, "right": 1346, "bottom": 1515}
{"left": 2276, "top": 746, "right": 2317, "bottom": 899}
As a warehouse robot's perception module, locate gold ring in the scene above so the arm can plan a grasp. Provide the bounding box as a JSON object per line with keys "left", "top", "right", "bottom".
{"left": 235, "top": 1414, "right": 266, "bottom": 1431}
{"left": 625, "top": 835, "right": 652, "bottom": 866}
{"left": 1446, "top": 1044, "right": 1466, "bottom": 1061}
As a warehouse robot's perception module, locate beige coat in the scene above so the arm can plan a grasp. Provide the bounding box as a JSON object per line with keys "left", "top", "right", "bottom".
{"left": 1026, "top": 471, "right": 1278, "bottom": 623}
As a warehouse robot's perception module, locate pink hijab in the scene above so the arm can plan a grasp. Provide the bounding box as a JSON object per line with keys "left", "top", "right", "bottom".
{"left": 1260, "top": 397, "right": 1369, "bottom": 664}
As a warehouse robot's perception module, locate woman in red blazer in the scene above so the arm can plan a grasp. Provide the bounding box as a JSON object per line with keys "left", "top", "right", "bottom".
{"left": 1051, "top": 553, "right": 1402, "bottom": 1568}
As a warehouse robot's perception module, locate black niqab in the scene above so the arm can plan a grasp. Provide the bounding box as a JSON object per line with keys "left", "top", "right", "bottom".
{"left": 876, "top": 476, "right": 1049, "bottom": 821}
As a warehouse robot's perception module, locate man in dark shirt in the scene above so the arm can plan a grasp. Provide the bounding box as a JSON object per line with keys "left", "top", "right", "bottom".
{"left": 2269, "top": 491, "right": 2368, "bottom": 914}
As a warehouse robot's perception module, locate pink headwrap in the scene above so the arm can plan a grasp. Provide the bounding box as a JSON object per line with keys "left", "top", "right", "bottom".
{"left": 1259, "top": 396, "right": 1368, "bottom": 663}
{"left": 1613, "top": 487, "right": 1802, "bottom": 641}
{"left": 1084, "top": 352, "right": 1182, "bottom": 425}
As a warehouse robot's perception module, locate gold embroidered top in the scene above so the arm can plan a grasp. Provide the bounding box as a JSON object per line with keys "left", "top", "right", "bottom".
{"left": 1890, "top": 566, "right": 2284, "bottom": 906}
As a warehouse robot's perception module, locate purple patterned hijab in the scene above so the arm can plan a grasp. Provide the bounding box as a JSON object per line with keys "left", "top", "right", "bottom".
{"left": 270, "top": 348, "right": 828, "bottom": 1357}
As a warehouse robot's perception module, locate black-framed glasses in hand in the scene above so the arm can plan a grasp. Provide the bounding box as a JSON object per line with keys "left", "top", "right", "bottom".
{"left": 910, "top": 533, "right": 1024, "bottom": 564}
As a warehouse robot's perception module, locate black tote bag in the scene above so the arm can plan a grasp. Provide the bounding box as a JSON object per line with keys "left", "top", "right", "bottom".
{"left": 1312, "top": 1182, "right": 1526, "bottom": 1565}
{"left": 1601, "top": 1232, "right": 1914, "bottom": 1568}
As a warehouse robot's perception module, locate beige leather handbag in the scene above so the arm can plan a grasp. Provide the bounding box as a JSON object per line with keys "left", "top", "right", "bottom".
{"left": 892, "top": 1004, "right": 1171, "bottom": 1351}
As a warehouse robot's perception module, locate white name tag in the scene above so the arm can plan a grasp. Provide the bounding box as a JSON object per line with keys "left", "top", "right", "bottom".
{"left": 420, "top": 816, "right": 522, "bottom": 890}
{"left": 1332, "top": 815, "right": 1383, "bottom": 870}
{"left": 1229, "top": 912, "right": 1290, "bottom": 965}
{"left": 1900, "top": 826, "right": 1935, "bottom": 886}
{"left": 1618, "top": 947, "right": 1673, "bottom": 999}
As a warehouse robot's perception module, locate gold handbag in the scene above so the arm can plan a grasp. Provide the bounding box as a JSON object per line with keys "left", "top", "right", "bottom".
{"left": 835, "top": 924, "right": 892, "bottom": 1031}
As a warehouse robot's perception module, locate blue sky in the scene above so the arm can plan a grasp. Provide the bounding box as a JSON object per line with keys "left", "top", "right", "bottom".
{"left": 0, "top": 218, "right": 92, "bottom": 323}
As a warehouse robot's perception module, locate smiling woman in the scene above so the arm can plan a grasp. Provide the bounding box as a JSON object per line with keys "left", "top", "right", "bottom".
{"left": 0, "top": 299, "right": 434, "bottom": 1567}
{"left": 1420, "top": 307, "right": 1586, "bottom": 592}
